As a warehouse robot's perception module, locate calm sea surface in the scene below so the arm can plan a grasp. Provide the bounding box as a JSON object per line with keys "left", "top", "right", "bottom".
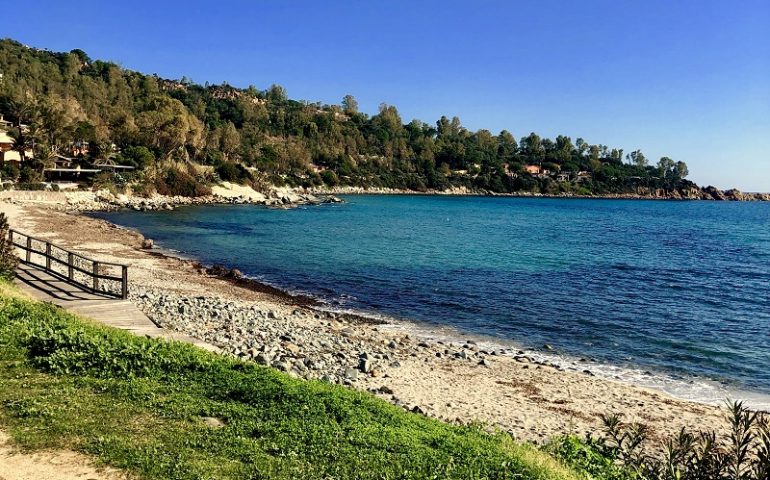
{"left": 92, "top": 196, "right": 770, "bottom": 406}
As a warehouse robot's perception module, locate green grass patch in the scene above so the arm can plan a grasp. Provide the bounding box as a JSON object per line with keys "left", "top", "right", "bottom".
{"left": 0, "top": 283, "right": 582, "bottom": 479}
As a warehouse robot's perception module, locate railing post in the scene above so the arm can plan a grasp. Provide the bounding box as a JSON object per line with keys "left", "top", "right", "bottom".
{"left": 45, "top": 243, "right": 51, "bottom": 270}
{"left": 26, "top": 237, "right": 31, "bottom": 263}
{"left": 121, "top": 266, "right": 128, "bottom": 299}
{"left": 8, "top": 230, "right": 13, "bottom": 247}
{"left": 68, "top": 253, "right": 74, "bottom": 280}
{"left": 92, "top": 261, "right": 99, "bottom": 292}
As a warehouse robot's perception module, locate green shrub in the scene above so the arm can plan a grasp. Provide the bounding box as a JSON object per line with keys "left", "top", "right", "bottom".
{"left": 154, "top": 167, "right": 211, "bottom": 197}
{"left": 545, "top": 436, "right": 633, "bottom": 480}
{"left": 14, "top": 182, "right": 57, "bottom": 191}
{"left": 320, "top": 170, "right": 338, "bottom": 187}
{"left": 0, "top": 214, "right": 17, "bottom": 280}
{"left": 215, "top": 162, "right": 252, "bottom": 183}
{"left": 551, "top": 404, "right": 770, "bottom": 480}
{"left": 1, "top": 163, "right": 19, "bottom": 181}
{"left": 19, "top": 166, "right": 43, "bottom": 183}
{"left": 117, "top": 145, "right": 155, "bottom": 168}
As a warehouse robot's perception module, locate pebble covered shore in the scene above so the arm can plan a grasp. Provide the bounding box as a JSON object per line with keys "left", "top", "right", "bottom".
{"left": 130, "top": 286, "right": 574, "bottom": 418}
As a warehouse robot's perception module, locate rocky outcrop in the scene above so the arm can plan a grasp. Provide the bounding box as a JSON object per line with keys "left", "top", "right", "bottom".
{"left": 21, "top": 190, "right": 346, "bottom": 212}
{"left": 700, "top": 186, "right": 769, "bottom": 201}
{"left": 702, "top": 185, "right": 728, "bottom": 201}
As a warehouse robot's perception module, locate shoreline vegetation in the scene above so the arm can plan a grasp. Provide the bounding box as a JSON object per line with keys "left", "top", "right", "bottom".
{"left": 0, "top": 38, "right": 768, "bottom": 205}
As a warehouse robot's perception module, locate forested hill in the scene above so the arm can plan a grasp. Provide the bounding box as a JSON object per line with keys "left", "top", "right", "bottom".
{"left": 0, "top": 38, "right": 715, "bottom": 196}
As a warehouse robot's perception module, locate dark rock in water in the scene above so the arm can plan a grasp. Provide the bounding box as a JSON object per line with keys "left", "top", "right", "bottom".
{"left": 141, "top": 238, "right": 154, "bottom": 249}
{"left": 228, "top": 268, "right": 244, "bottom": 279}
{"left": 543, "top": 344, "right": 554, "bottom": 351}
{"left": 583, "top": 369, "right": 594, "bottom": 376}
{"left": 206, "top": 264, "right": 229, "bottom": 276}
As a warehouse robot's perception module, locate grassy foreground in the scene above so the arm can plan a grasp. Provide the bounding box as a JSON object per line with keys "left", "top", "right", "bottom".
{"left": 0, "top": 282, "right": 582, "bottom": 480}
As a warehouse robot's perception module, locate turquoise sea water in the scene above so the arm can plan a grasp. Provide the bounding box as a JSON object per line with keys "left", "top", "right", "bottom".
{"left": 93, "top": 196, "right": 770, "bottom": 407}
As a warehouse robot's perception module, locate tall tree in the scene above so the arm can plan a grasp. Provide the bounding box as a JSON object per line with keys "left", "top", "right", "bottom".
{"left": 627, "top": 149, "right": 648, "bottom": 167}
{"left": 341, "top": 94, "right": 359, "bottom": 115}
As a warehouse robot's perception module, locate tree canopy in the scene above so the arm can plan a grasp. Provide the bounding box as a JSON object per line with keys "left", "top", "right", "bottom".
{"left": 0, "top": 38, "right": 691, "bottom": 194}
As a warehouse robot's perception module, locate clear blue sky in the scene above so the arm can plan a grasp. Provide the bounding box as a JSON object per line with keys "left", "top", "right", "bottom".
{"left": 5, "top": 1, "right": 770, "bottom": 191}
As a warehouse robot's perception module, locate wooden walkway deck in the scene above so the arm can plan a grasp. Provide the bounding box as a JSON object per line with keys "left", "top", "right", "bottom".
{"left": 15, "top": 262, "right": 218, "bottom": 352}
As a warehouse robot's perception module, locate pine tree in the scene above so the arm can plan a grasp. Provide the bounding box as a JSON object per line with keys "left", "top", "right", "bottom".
{"left": 0, "top": 213, "right": 18, "bottom": 281}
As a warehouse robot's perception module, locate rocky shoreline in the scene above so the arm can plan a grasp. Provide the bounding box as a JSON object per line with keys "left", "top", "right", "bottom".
{"left": 1, "top": 182, "right": 766, "bottom": 215}
{"left": 76, "top": 191, "right": 343, "bottom": 212}
{"left": 0, "top": 188, "right": 344, "bottom": 212}
{"left": 310, "top": 184, "right": 770, "bottom": 201}
{"left": 130, "top": 286, "right": 578, "bottom": 416}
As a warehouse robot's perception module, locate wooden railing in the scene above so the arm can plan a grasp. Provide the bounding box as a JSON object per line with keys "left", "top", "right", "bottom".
{"left": 9, "top": 229, "right": 128, "bottom": 299}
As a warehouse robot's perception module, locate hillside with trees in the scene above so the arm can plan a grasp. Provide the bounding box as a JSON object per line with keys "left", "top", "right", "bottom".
{"left": 0, "top": 38, "right": 714, "bottom": 197}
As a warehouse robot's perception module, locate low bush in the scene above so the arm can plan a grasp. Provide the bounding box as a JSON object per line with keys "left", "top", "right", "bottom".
{"left": 0, "top": 214, "right": 17, "bottom": 281}
{"left": 154, "top": 166, "right": 211, "bottom": 197}
{"left": 548, "top": 403, "right": 770, "bottom": 480}
{"left": 216, "top": 162, "right": 253, "bottom": 183}
{"left": 14, "top": 182, "right": 58, "bottom": 191}
{"left": 1, "top": 163, "right": 19, "bottom": 181}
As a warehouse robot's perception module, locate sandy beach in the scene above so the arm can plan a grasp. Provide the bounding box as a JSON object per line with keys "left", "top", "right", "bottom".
{"left": 0, "top": 194, "right": 733, "bottom": 445}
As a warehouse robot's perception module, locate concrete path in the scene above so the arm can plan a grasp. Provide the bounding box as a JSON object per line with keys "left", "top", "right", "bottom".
{"left": 14, "top": 262, "right": 218, "bottom": 352}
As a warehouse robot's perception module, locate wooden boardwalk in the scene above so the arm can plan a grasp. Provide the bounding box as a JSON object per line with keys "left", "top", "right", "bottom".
{"left": 15, "top": 262, "right": 218, "bottom": 352}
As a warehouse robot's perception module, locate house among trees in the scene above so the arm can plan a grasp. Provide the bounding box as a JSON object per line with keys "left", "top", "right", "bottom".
{"left": 576, "top": 171, "right": 592, "bottom": 183}
{"left": 0, "top": 129, "right": 32, "bottom": 166}
{"left": 43, "top": 163, "right": 101, "bottom": 182}
{"left": 523, "top": 164, "right": 541, "bottom": 175}
{"left": 92, "top": 157, "right": 135, "bottom": 172}
{"left": 51, "top": 154, "right": 76, "bottom": 168}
